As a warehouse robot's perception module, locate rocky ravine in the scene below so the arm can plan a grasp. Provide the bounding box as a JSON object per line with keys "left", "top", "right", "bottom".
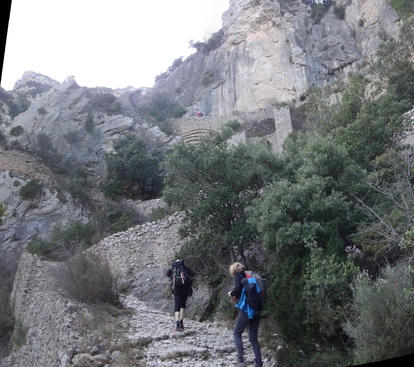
{"left": 2, "top": 216, "right": 279, "bottom": 367}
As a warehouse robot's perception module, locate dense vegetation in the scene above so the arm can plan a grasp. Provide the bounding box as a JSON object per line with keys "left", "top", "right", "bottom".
{"left": 161, "top": 19, "right": 414, "bottom": 366}
{"left": 104, "top": 134, "right": 164, "bottom": 200}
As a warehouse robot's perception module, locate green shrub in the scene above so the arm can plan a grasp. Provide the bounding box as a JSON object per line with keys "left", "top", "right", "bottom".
{"left": 140, "top": 91, "right": 177, "bottom": 122}
{"left": 92, "top": 93, "right": 121, "bottom": 115}
{"left": 201, "top": 69, "right": 214, "bottom": 85}
{"left": 149, "top": 206, "right": 170, "bottom": 222}
{"left": 168, "top": 57, "right": 183, "bottom": 73}
{"left": 104, "top": 179, "right": 125, "bottom": 198}
{"left": 37, "top": 107, "right": 47, "bottom": 115}
{"left": 26, "top": 237, "right": 55, "bottom": 257}
{"left": 35, "top": 133, "right": 60, "bottom": 169}
{"left": 105, "top": 134, "right": 164, "bottom": 199}
{"left": 63, "top": 171, "right": 90, "bottom": 202}
{"left": 12, "top": 320, "right": 28, "bottom": 348}
{"left": 0, "top": 202, "right": 6, "bottom": 225}
{"left": 188, "top": 39, "right": 209, "bottom": 53}
{"left": 50, "top": 222, "right": 96, "bottom": 260}
{"left": 109, "top": 211, "right": 133, "bottom": 233}
{"left": 389, "top": 68, "right": 414, "bottom": 106}
{"left": 303, "top": 244, "right": 358, "bottom": 349}
{"left": 93, "top": 93, "right": 116, "bottom": 108}
{"left": 107, "top": 101, "right": 121, "bottom": 115}
{"left": 10, "top": 125, "right": 23, "bottom": 137}
{"left": 84, "top": 113, "right": 94, "bottom": 134}
{"left": 28, "top": 222, "right": 97, "bottom": 261}
{"left": 173, "top": 106, "right": 187, "bottom": 118}
{"left": 344, "top": 262, "right": 414, "bottom": 364}
{"left": 8, "top": 97, "right": 30, "bottom": 119}
{"left": 53, "top": 252, "right": 120, "bottom": 306}
{"left": 310, "top": 4, "right": 326, "bottom": 25}
{"left": 225, "top": 120, "right": 242, "bottom": 132}
{"left": 390, "top": 0, "right": 414, "bottom": 19}
{"left": 206, "top": 29, "right": 224, "bottom": 51}
{"left": 189, "top": 29, "right": 223, "bottom": 54}
{"left": 156, "top": 120, "right": 174, "bottom": 135}
{"left": 93, "top": 203, "right": 141, "bottom": 237}
{"left": 19, "top": 180, "right": 43, "bottom": 200}
{"left": 333, "top": 5, "right": 345, "bottom": 20}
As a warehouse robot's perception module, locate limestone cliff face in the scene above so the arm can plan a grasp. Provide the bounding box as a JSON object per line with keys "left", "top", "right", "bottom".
{"left": 153, "top": 0, "right": 400, "bottom": 117}
{"left": 5, "top": 76, "right": 174, "bottom": 180}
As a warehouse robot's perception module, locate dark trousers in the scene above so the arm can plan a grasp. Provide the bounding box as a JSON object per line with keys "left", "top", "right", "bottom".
{"left": 233, "top": 310, "right": 263, "bottom": 367}
{"left": 173, "top": 287, "right": 190, "bottom": 312}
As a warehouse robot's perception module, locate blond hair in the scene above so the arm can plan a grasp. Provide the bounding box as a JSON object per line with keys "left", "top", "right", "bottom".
{"left": 229, "top": 262, "right": 245, "bottom": 277}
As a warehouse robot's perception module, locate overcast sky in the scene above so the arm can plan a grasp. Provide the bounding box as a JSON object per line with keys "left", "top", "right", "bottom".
{"left": 1, "top": 0, "right": 229, "bottom": 91}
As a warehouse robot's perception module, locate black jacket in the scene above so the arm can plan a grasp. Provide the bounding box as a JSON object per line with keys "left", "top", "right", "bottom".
{"left": 230, "top": 271, "right": 246, "bottom": 299}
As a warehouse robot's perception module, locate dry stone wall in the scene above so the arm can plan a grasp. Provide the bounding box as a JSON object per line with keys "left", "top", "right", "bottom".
{"left": 92, "top": 211, "right": 185, "bottom": 281}
{"left": 5, "top": 251, "right": 90, "bottom": 367}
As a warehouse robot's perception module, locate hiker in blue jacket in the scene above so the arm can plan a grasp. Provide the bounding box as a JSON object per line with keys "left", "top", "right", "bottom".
{"left": 228, "top": 262, "right": 263, "bottom": 367}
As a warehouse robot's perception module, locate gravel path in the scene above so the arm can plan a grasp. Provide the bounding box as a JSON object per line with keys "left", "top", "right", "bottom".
{"left": 120, "top": 294, "right": 277, "bottom": 367}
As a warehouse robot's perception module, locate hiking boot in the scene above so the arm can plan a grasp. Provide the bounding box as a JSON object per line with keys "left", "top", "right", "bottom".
{"left": 179, "top": 320, "right": 184, "bottom": 331}
{"left": 174, "top": 321, "right": 181, "bottom": 332}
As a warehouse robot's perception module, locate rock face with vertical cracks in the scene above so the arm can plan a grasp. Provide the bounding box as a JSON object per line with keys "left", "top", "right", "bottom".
{"left": 153, "top": 0, "right": 399, "bottom": 117}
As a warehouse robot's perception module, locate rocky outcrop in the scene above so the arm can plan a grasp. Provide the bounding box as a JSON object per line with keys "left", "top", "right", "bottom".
{"left": 3, "top": 77, "right": 175, "bottom": 180}
{"left": 0, "top": 148, "right": 90, "bottom": 262}
{"left": 153, "top": 0, "right": 400, "bottom": 117}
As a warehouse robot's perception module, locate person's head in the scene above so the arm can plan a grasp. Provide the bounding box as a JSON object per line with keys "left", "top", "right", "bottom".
{"left": 229, "top": 262, "right": 245, "bottom": 277}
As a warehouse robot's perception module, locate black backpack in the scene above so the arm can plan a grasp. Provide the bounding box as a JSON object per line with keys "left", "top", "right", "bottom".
{"left": 171, "top": 260, "right": 190, "bottom": 288}
{"left": 241, "top": 274, "right": 265, "bottom": 310}
{"left": 245, "top": 270, "right": 266, "bottom": 304}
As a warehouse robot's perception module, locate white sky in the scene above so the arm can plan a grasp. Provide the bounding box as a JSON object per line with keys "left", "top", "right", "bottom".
{"left": 1, "top": 0, "right": 229, "bottom": 91}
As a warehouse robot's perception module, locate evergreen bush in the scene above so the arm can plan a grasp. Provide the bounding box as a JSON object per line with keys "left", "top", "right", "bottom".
{"left": 84, "top": 113, "right": 94, "bottom": 133}
{"left": 19, "top": 180, "right": 43, "bottom": 200}
{"left": 37, "top": 107, "right": 47, "bottom": 115}
{"left": 10, "top": 125, "right": 23, "bottom": 137}
{"left": 26, "top": 237, "right": 55, "bottom": 257}
{"left": 344, "top": 262, "right": 414, "bottom": 364}
{"left": 390, "top": 0, "right": 414, "bottom": 19}
{"left": 333, "top": 5, "right": 345, "bottom": 20}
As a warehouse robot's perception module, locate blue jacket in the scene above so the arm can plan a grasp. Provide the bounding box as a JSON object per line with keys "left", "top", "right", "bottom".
{"left": 235, "top": 277, "right": 260, "bottom": 319}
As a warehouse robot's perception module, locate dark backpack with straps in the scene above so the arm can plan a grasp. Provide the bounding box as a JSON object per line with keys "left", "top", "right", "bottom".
{"left": 241, "top": 271, "right": 266, "bottom": 310}
{"left": 171, "top": 260, "right": 190, "bottom": 288}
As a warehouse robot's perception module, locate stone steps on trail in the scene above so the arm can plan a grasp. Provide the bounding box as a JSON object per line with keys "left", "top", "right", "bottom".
{"left": 121, "top": 295, "right": 276, "bottom": 367}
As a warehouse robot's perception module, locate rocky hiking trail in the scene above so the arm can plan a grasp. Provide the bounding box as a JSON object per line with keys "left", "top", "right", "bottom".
{"left": 120, "top": 294, "right": 277, "bottom": 367}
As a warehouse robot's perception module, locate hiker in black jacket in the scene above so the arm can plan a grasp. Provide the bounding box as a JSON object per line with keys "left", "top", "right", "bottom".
{"left": 166, "top": 259, "right": 195, "bottom": 332}
{"left": 228, "top": 262, "right": 263, "bottom": 367}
